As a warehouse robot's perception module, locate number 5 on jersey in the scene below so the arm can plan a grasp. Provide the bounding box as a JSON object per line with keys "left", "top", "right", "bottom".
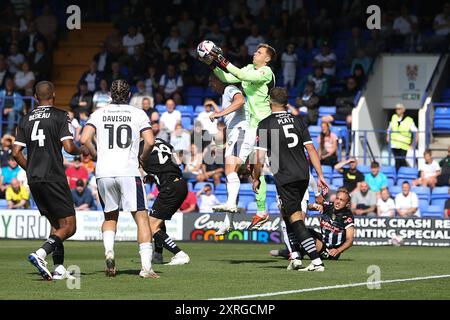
{"left": 31, "top": 121, "right": 46, "bottom": 147}
{"left": 283, "top": 124, "right": 299, "bottom": 148}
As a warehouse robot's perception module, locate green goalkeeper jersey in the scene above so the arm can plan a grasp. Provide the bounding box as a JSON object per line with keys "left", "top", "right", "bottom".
{"left": 213, "top": 64, "right": 275, "bottom": 129}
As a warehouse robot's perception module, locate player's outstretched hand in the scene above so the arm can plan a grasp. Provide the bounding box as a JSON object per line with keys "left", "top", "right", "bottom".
{"left": 209, "top": 112, "right": 220, "bottom": 122}
{"left": 317, "top": 175, "right": 329, "bottom": 196}
{"left": 209, "top": 45, "right": 229, "bottom": 68}
{"left": 252, "top": 179, "right": 261, "bottom": 194}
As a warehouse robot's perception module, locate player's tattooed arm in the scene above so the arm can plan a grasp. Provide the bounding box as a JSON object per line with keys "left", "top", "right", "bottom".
{"left": 12, "top": 144, "right": 27, "bottom": 170}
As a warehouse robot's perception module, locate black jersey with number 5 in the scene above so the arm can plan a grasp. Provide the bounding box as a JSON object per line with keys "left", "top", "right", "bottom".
{"left": 139, "top": 138, "right": 182, "bottom": 188}
{"left": 255, "top": 111, "right": 312, "bottom": 185}
{"left": 14, "top": 106, "right": 73, "bottom": 183}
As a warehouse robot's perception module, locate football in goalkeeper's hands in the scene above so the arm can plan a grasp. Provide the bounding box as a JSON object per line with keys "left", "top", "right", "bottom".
{"left": 197, "top": 40, "right": 216, "bottom": 59}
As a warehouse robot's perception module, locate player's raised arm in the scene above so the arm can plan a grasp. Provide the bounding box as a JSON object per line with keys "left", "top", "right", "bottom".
{"left": 210, "top": 90, "right": 245, "bottom": 120}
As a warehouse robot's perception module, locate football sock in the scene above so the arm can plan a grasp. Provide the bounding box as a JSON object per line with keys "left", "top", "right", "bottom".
{"left": 38, "top": 235, "right": 62, "bottom": 259}
{"left": 103, "top": 230, "right": 115, "bottom": 257}
{"left": 154, "top": 224, "right": 165, "bottom": 254}
{"left": 225, "top": 172, "right": 240, "bottom": 207}
{"left": 139, "top": 242, "right": 153, "bottom": 271}
{"left": 153, "top": 230, "right": 181, "bottom": 255}
{"left": 283, "top": 217, "right": 302, "bottom": 258}
{"left": 290, "top": 220, "right": 322, "bottom": 263}
{"left": 54, "top": 264, "right": 66, "bottom": 275}
{"left": 255, "top": 176, "right": 267, "bottom": 214}
{"left": 52, "top": 240, "right": 64, "bottom": 266}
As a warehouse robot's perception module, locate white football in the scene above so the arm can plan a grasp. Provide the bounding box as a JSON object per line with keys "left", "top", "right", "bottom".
{"left": 197, "top": 40, "right": 215, "bottom": 58}
{"left": 391, "top": 234, "right": 404, "bottom": 246}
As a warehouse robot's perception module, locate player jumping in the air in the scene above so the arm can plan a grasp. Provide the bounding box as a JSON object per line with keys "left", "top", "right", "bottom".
{"left": 13, "top": 81, "right": 86, "bottom": 280}
{"left": 81, "top": 80, "right": 158, "bottom": 278}
{"left": 202, "top": 42, "right": 276, "bottom": 230}
{"left": 139, "top": 137, "right": 190, "bottom": 265}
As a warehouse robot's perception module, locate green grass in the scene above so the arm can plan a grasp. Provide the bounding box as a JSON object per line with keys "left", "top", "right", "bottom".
{"left": 1, "top": 240, "right": 449, "bottom": 300}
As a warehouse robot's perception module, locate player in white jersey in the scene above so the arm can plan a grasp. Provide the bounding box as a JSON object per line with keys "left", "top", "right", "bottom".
{"left": 207, "top": 75, "right": 254, "bottom": 235}
{"left": 80, "top": 80, "right": 158, "bottom": 279}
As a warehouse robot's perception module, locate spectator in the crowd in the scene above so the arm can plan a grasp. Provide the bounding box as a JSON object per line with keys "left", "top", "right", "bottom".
{"left": 198, "top": 145, "right": 224, "bottom": 186}
{"left": 196, "top": 183, "right": 220, "bottom": 213}
{"left": 0, "top": 134, "right": 13, "bottom": 167}
{"left": 183, "top": 144, "right": 203, "bottom": 181}
{"left": 387, "top": 103, "right": 418, "bottom": 171}
{"left": 0, "top": 57, "right": 13, "bottom": 89}
{"left": 68, "top": 110, "right": 81, "bottom": 143}
{"left": 0, "top": 78, "right": 24, "bottom": 134}
{"left": 81, "top": 154, "right": 95, "bottom": 175}
{"left": 14, "top": 60, "right": 35, "bottom": 96}
{"left": 177, "top": 11, "right": 195, "bottom": 41}
{"left": 122, "top": 25, "right": 145, "bottom": 56}
{"left": 352, "top": 64, "right": 366, "bottom": 89}
{"left": 7, "top": 43, "right": 25, "bottom": 74}
{"left": 71, "top": 179, "right": 97, "bottom": 211}
{"left": 160, "top": 99, "right": 181, "bottom": 133}
{"left": 92, "top": 78, "right": 111, "bottom": 109}
{"left": 158, "top": 64, "right": 183, "bottom": 105}
{"left": 35, "top": 4, "right": 58, "bottom": 48}
{"left": 170, "top": 123, "right": 191, "bottom": 155}
{"left": 437, "top": 146, "right": 450, "bottom": 186}
{"left": 404, "top": 24, "right": 425, "bottom": 53}
{"left": 377, "top": 187, "right": 395, "bottom": 218}
{"left": 395, "top": 181, "right": 420, "bottom": 217}
{"left": 70, "top": 80, "right": 94, "bottom": 114}
{"left": 196, "top": 99, "right": 218, "bottom": 136}
{"left": 393, "top": 6, "right": 418, "bottom": 35}
{"left": 129, "top": 45, "right": 150, "bottom": 82}
{"left": 323, "top": 76, "right": 359, "bottom": 127}
{"left": 105, "top": 28, "right": 123, "bottom": 57}
{"left": 140, "top": 97, "right": 158, "bottom": 122}
{"left": 163, "top": 26, "right": 184, "bottom": 54}
{"left": 317, "top": 122, "right": 338, "bottom": 167}
{"left": 65, "top": 156, "right": 89, "bottom": 189}
{"left": 1, "top": 156, "right": 20, "bottom": 185}
{"left": 346, "top": 26, "right": 366, "bottom": 64}
{"left": 293, "top": 81, "right": 319, "bottom": 125}
{"left": 93, "top": 41, "right": 115, "bottom": 74}
{"left": 351, "top": 48, "right": 371, "bottom": 75}
{"left": 29, "top": 40, "right": 52, "bottom": 82}
{"left": 151, "top": 121, "right": 170, "bottom": 142}
{"left": 180, "top": 190, "right": 198, "bottom": 213}
{"left": 430, "top": 2, "right": 450, "bottom": 51}
{"left": 334, "top": 158, "right": 364, "bottom": 193}
{"left": 205, "top": 23, "right": 226, "bottom": 47}
{"left": 6, "top": 178, "right": 29, "bottom": 209}
{"left": 130, "top": 80, "right": 153, "bottom": 109}
{"left": 144, "top": 65, "right": 158, "bottom": 98}
{"left": 413, "top": 149, "right": 441, "bottom": 188}
{"left": 365, "top": 161, "right": 388, "bottom": 194}
{"left": 365, "top": 29, "right": 386, "bottom": 59}
{"left": 298, "top": 66, "right": 329, "bottom": 100}
{"left": 244, "top": 24, "right": 265, "bottom": 55}
{"left": 79, "top": 60, "right": 101, "bottom": 93}
{"left": 19, "top": 21, "right": 45, "bottom": 56}
{"left": 351, "top": 181, "right": 377, "bottom": 217}
{"left": 174, "top": 45, "right": 194, "bottom": 84}
{"left": 313, "top": 42, "right": 337, "bottom": 77}
{"left": 106, "top": 61, "right": 127, "bottom": 85}
{"left": 281, "top": 43, "right": 298, "bottom": 88}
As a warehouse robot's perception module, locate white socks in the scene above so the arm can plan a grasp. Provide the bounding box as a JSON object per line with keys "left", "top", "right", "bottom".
{"left": 139, "top": 242, "right": 153, "bottom": 271}
{"left": 36, "top": 248, "right": 47, "bottom": 260}
{"left": 103, "top": 230, "right": 115, "bottom": 257}
{"left": 225, "top": 172, "right": 240, "bottom": 207}
{"left": 312, "top": 258, "right": 323, "bottom": 265}
{"left": 54, "top": 264, "right": 66, "bottom": 274}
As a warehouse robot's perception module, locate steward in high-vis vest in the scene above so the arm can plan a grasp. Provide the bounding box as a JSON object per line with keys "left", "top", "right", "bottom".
{"left": 387, "top": 104, "right": 417, "bottom": 171}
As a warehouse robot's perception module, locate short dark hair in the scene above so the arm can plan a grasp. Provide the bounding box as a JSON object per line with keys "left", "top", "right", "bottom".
{"left": 269, "top": 87, "right": 288, "bottom": 106}
{"left": 111, "top": 79, "right": 130, "bottom": 104}
{"left": 424, "top": 149, "right": 432, "bottom": 156}
{"left": 402, "top": 181, "right": 410, "bottom": 186}
{"left": 370, "top": 161, "right": 380, "bottom": 168}
{"left": 35, "top": 81, "right": 54, "bottom": 101}
{"left": 257, "top": 43, "right": 277, "bottom": 62}
{"left": 76, "top": 179, "right": 85, "bottom": 187}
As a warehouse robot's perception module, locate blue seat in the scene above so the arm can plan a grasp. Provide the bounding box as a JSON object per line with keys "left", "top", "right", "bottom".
{"left": 0, "top": 199, "right": 8, "bottom": 209}
{"left": 332, "top": 177, "right": 344, "bottom": 187}
{"left": 215, "top": 183, "right": 227, "bottom": 191}
{"left": 184, "top": 86, "right": 204, "bottom": 97}
{"left": 308, "top": 125, "right": 321, "bottom": 138}
{"left": 204, "top": 87, "right": 218, "bottom": 98}
{"left": 267, "top": 184, "right": 277, "bottom": 193}
{"left": 431, "top": 186, "right": 450, "bottom": 199}
{"left": 268, "top": 202, "right": 279, "bottom": 214}
{"left": 357, "top": 165, "right": 371, "bottom": 175}
{"left": 421, "top": 205, "right": 444, "bottom": 218}
{"left": 181, "top": 116, "right": 192, "bottom": 129}
{"left": 216, "top": 194, "right": 227, "bottom": 203}
{"left": 434, "top": 119, "right": 450, "bottom": 131}
{"left": 431, "top": 198, "right": 447, "bottom": 207}
{"left": 239, "top": 194, "right": 255, "bottom": 205}
{"left": 318, "top": 106, "right": 336, "bottom": 117}
{"left": 186, "top": 97, "right": 203, "bottom": 106}
{"left": 434, "top": 107, "right": 449, "bottom": 119}
{"left": 397, "top": 167, "right": 418, "bottom": 181}
{"left": 389, "top": 185, "right": 402, "bottom": 198}
{"left": 195, "top": 105, "right": 205, "bottom": 113}
{"left": 412, "top": 186, "right": 431, "bottom": 202}
{"left": 418, "top": 199, "right": 429, "bottom": 213}
{"left": 155, "top": 104, "right": 166, "bottom": 113}
{"left": 246, "top": 201, "right": 258, "bottom": 214}
{"left": 381, "top": 166, "right": 397, "bottom": 179}
{"left": 177, "top": 105, "right": 194, "bottom": 114}
{"left": 194, "top": 182, "right": 213, "bottom": 192}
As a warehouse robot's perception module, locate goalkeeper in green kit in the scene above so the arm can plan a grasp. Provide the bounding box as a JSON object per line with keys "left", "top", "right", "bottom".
{"left": 203, "top": 43, "right": 276, "bottom": 230}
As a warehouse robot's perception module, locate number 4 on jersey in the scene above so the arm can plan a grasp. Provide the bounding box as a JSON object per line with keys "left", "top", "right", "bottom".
{"left": 31, "top": 121, "right": 46, "bottom": 147}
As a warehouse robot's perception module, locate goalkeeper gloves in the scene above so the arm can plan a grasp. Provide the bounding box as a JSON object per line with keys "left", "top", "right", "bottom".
{"left": 211, "top": 45, "right": 229, "bottom": 69}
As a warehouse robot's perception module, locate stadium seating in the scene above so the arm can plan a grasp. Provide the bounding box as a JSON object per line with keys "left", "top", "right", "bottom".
{"left": 421, "top": 205, "right": 444, "bottom": 218}
{"left": 357, "top": 165, "right": 371, "bottom": 175}
{"left": 0, "top": 199, "right": 7, "bottom": 209}
{"left": 181, "top": 116, "right": 193, "bottom": 130}
{"left": 431, "top": 198, "right": 447, "bottom": 207}
{"left": 419, "top": 199, "right": 429, "bottom": 213}
{"left": 411, "top": 186, "right": 431, "bottom": 202}
{"left": 215, "top": 193, "right": 227, "bottom": 203}
{"left": 155, "top": 104, "right": 166, "bottom": 113}
{"left": 318, "top": 106, "right": 336, "bottom": 117}
{"left": 431, "top": 187, "right": 450, "bottom": 200}
{"left": 381, "top": 166, "right": 397, "bottom": 185}
{"left": 397, "top": 167, "right": 418, "bottom": 183}
{"left": 332, "top": 177, "right": 344, "bottom": 187}
{"left": 194, "top": 182, "right": 213, "bottom": 191}
{"left": 246, "top": 202, "right": 258, "bottom": 214}
{"left": 389, "top": 185, "right": 402, "bottom": 198}
{"left": 308, "top": 125, "right": 321, "bottom": 140}
{"left": 238, "top": 194, "right": 256, "bottom": 205}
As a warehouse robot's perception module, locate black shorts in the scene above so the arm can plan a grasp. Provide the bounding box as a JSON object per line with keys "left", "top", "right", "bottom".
{"left": 29, "top": 181, "right": 75, "bottom": 220}
{"left": 150, "top": 178, "right": 188, "bottom": 220}
{"left": 305, "top": 228, "right": 341, "bottom": 260}
{"left": 276, "top": 179, "right": 309, "bottom": 216}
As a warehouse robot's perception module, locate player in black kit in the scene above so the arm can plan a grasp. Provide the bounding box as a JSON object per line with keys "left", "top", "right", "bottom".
{"left": 252, "top": 87, "right": 330, "bottom": 272}
{"left": 12, "top": 81, "right": 86, "bottom": 280}
{"left": 140, "top": 136, "right": 190, "bottom": 265}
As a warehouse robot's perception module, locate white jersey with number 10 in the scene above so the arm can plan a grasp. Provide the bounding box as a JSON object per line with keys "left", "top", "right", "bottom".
{"left": 87, "top": 104, "right": 151, "bottom": 178}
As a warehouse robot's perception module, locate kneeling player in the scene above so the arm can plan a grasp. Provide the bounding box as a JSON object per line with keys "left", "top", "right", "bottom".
{"left": 140, "top": 138, "right": 190, "bottom": 265}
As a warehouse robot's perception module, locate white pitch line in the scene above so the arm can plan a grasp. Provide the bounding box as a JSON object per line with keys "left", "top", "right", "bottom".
{"left": 209, "top": 274, "right": 450, "bottom": 300}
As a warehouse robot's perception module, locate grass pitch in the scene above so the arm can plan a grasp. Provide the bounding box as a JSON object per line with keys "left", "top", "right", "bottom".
{"left": 1, "top": 240, "right": 449, "bottom": 300}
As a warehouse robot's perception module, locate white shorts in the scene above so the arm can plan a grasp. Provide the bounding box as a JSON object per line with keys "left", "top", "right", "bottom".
{"left": 97, "top": 176, "right": 147, "bottom": 213}
{"left": 225, "top": 127, "right": 255, "bottom": 162}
